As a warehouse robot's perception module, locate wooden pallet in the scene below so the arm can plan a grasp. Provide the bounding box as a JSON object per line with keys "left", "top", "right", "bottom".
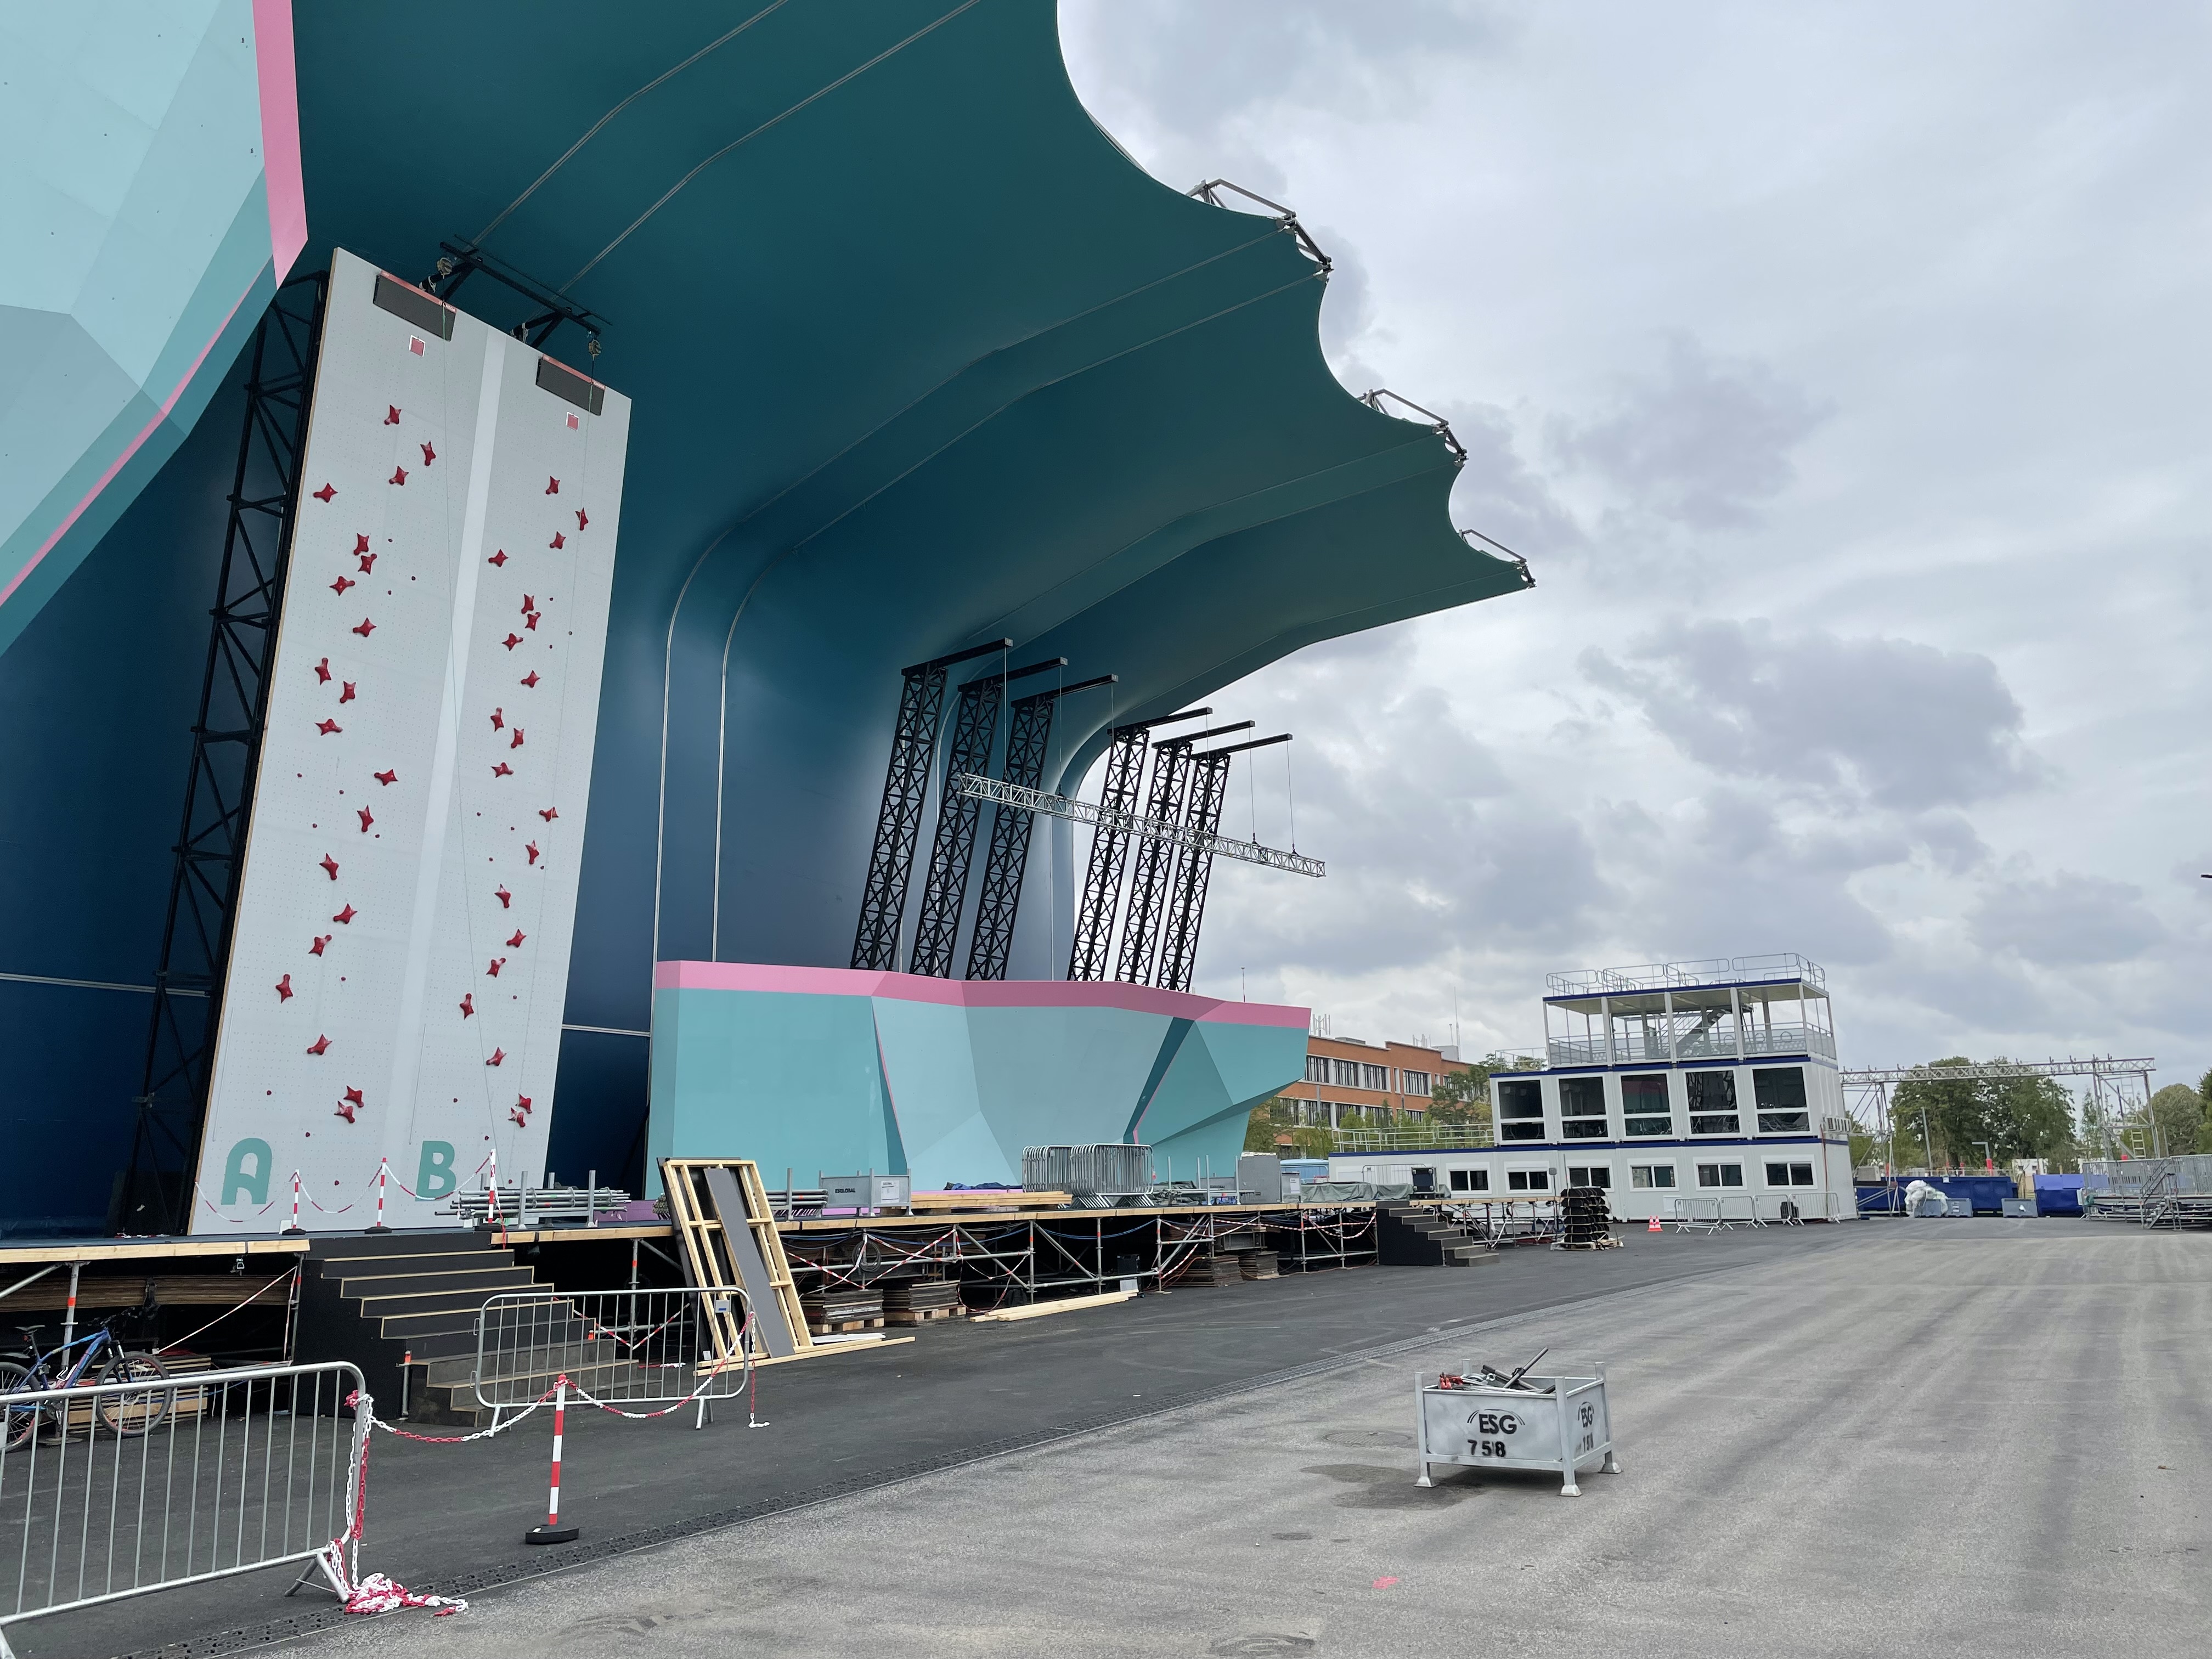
{"left": 885, "top": 1305, "right": 963, "bottom": 1327}
{"left": 808, "top": 1315, "right": 885, "bottom": 1335}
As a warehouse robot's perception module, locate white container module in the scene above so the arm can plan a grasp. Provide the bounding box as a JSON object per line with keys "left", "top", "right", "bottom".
{"left": 1414, "top": 1362, "right": 1621, "bottom": 1496}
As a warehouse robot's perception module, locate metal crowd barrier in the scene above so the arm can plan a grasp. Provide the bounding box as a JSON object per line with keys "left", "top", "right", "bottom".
{"left": 0, "top": 1360, "right": 368, "bottom": 1656}
{"left": 474, "top": 1288, "right": 752, "bottom": 1429}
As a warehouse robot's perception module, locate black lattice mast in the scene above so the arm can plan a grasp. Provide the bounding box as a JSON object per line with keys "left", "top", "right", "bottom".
{"left": 850, "top": 639, "right": 1011, "bottom": 971}
{"left": 120, "top": 272, "right": 330, "bottom": 1234}
{"left": 1156, "top": 733, "right": 1291, "bottom": 993}
{"left": 1115, "top": 721, "right": 1252, "bottom": 985}
{"left": 909, "top": 658, "right": 1064, "bottom": 977}
{"left": 963, "top": 674, "right": 1115, "bottom": 981}
{"left": 1065, "top": 708, "right": 1211, "bottom": 981}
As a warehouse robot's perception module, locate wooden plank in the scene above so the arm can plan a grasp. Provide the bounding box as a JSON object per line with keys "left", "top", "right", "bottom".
{"left": 748, "top": 1334, "right": 914, "bottom": 1368}
{"left": 968, "top": 1289, "right": 1137, "bottom": 1324}
{"left": 903, "top": 1192, "right": 1072, "bottom": 1212}
{"left": 0, "top": 1238, "right": 311, "bottom": 1268}
{"left": 774, "top": 1200, "right": 1317, "bottom": 1232}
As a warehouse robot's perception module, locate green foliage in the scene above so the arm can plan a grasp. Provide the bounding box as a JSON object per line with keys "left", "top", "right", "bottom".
{"left": 2147, "top": 1084, "right": 2209, "bottom": 1158}
{"left": 1426, "top": 1069, "right": 1490, "bottom": 1128}
{"left": 1889, "top": 1058, "right": 2077, "bottom": 1167}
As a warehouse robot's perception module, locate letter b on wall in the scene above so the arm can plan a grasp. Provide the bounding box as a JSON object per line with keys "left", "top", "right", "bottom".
{"left": 417, "top": 1142, "right": 457, "bottom": 1200}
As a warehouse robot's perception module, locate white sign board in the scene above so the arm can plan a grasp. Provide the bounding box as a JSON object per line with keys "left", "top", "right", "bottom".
{"left": 190, "top": 249, "right": 630, "bottom": 1232}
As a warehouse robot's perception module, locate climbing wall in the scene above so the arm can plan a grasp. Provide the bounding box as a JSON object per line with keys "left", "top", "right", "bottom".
{"left": 190, "top": 249, "right": 631, "bottom": 1233}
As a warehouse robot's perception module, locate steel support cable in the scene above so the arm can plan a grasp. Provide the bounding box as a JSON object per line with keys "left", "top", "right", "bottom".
{"left": 565, "top": 0, "right": 988, "bottom": 290}
{"left": 473, "top": 2, "right": 791, "bottom": 246}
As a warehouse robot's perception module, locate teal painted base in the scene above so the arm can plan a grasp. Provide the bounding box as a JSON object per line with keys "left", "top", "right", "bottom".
{"left": 643, "top": 964, "right": 1306, "bottom": 1193}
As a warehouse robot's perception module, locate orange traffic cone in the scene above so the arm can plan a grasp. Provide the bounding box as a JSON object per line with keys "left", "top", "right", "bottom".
{"left": 1647, "top": 1214, "right": 1662, "bottom": 1233}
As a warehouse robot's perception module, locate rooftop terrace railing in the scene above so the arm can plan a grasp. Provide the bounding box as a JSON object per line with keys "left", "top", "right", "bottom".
{"left": 1545, "top": 954, "right": 1826, "bottom": 997}
{"left": 1545, "top": 1024, "right": 1837, "bottom": 1068}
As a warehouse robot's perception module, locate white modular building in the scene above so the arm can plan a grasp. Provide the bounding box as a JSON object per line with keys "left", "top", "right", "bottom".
{"left": 1329, "top": 956, "right": 1855, "bottom": 1222}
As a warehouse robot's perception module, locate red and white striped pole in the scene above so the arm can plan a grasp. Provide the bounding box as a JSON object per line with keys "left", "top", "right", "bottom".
{"left": 524, "top": 1376, "right": 579, "bottom": 1543}
{"left": 281, "top": 1170, "right": 303, "bottom": 1234}
{"left": 366, "top": 1159, "right": 392, "bottom": 1233}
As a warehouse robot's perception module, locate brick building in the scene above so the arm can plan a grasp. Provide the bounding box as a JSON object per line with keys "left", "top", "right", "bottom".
{"left": 1280, "top": 1034, "right": 1476, "bottom": 1127}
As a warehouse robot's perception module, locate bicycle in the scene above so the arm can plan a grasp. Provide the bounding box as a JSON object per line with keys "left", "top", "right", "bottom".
{"left": 0, "top": 1314, "right": 174, "bottom": 1451}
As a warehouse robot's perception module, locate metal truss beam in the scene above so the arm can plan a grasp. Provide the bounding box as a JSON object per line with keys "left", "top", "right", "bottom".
{"left": 1065, "top": 728, "right": 1149, "bottom": 981}
{"left": 120, "top": 270, "right": 329, "bottom": 1235}
{"left": 953, "top": 774, "right": 1324, "bottom": 878}
{"left": 1113, "top": 743, "right": 1196, "bottom": 984}
{"left": 1155, "top": 752, "right": 1234, "bottom": 992}
{"left": 962, "top": 675, "right": 1114, "bottom": 981}
{"left": 1839, "top": 1056, "right": 2156, "bottom": 1086}
{"left": 907, "top": 678, "right": 1003, "bottom": 977}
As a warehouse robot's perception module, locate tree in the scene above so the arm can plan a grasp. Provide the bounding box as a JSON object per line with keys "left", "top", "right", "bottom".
{"left": 2147, "top": 1084, "right": 2208, "bottom": 1158}
{"left": 1426, "top": 1070, "right": 1489, "bottom": 1131}
{"left": 1890, "top": 1058, "right": 2077, "bottom": 1169}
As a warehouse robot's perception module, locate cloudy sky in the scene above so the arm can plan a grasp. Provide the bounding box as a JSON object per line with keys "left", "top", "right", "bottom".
{"left": 1058, "top": 1, "right": 2209, "bottom": 1091}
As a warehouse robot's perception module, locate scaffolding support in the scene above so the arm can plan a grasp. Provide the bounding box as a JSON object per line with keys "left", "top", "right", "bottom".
{"left": 850, "top": 639, "right": 1009, "bottom": 971}
{"left": 119, "top": 271, "right": 329, "bottom": 1235}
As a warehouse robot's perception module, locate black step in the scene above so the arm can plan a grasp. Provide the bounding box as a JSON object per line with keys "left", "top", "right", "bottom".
{"left": 330, "top": 1265, "right": 539, "bottom": 1299}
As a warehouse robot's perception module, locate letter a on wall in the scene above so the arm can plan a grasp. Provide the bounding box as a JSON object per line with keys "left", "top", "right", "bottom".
{"left": 190, "top": 250, "right": 631, "bottom": 1232}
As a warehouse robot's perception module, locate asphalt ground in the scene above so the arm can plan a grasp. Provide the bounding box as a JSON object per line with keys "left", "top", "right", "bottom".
{"left": 24, "top": 1220, "right": 2207, "bottom": 1656}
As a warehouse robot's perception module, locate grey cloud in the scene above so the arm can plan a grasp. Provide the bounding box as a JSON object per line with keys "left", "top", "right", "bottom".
{"left": 1549, "top": 334, "right": 1831, "bottom": 530}
{"left": 1968, "top": 870, "right": 2166, "bottom": 967}
{"left": 1311, "top": 224, "right": 1375, "bottom": 360}
{"left": 1581, "top": 618, "right": 2047, "bottom": 811}
{"left": 1445, "top": 402, "right": 1584, "bottom": 567}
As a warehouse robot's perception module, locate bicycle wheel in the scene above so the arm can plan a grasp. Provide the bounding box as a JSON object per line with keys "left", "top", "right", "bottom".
{"left": 0, "top": 1360, "right": 50, "bottom": 1453}
{"left": 95, "top": 1353, "right": 174, "bottom": 1438}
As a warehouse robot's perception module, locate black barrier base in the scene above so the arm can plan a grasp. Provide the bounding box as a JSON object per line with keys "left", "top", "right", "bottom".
{"left": 524, "top": 1523, "right": 579, "bottom": 1545}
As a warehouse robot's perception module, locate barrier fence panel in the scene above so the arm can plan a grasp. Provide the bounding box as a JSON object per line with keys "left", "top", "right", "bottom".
{"left": 474, "top": 1288, "right": 752, "bottom": 1427}
{"left": 0, "top": 1360, "right": 368, "bottom": 1656}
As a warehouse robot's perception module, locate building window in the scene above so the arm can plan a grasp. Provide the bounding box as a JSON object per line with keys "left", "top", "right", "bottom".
{"left": 1448, "top": 1168, "right": 1490, "bottom": 1192}
{"left": 1330, "top": 1058, "right": 1362, "bottom": 1088}
{"left": 1686, "top": 1070, "right": 1739, "bottom": 1134}
{"left": 1630, "top": 1164, "right": 1677, "bottom": 1189}
{"left": 1559, "top": 1076, "right": 1608, "bottom": 1139}
{"left": 1401, "top": 1069, "right": 1432, "bottom": 1097}
{"left": 1695, "top": 1163, "right": 1745, "bottom": 1188}
{"left": 1764, "top": 1161, "right": 1816, "bottom": 1187}
{"left": 1753, "top": 1066, "right": 1810, "bottom": 1132}
{"left": 1567, "top": 1165, "right": 1613, "bottom": 1189}
{"left": 1359, "top": 1063, "right": 1390, "bottom": 1092}
{"left": 1497, "top": 1079, "right": 1544, "bottom": 1141}
{"left": 1507, "top": 1169, "right": 1550, "bottom": 1192}
{"left": 1622, "top": 1073, "right": 1671, "bottom": 1136}
{"left": 1305, "top": 1055, "right": 1327, "bottom": 1084}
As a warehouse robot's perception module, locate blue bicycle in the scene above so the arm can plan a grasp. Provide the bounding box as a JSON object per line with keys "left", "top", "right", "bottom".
{"left": 0, "top": 1314, "right": 173, "bottom": 1451}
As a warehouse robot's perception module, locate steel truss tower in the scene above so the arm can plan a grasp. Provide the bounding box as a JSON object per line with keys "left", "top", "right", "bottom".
{"left": 907, "top": 677, "right": 1004, "bottom": 977}
{"left": 119, "top": 271, "right": 329, "bottom": 1234}
{"left": 850, "top": 639, "right": 1009, "bottom": 971}
{"left": 1155, "top": 752, "right": 1234, "bottom": 992}
{"left": 963, "top": 675, "right": 1113, "bottom": 981}
{"left": 1113, "top": 741, "right": 1194, "bottom": 984}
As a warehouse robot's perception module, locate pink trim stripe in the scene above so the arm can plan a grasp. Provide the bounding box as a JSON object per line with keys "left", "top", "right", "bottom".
{"left": 653, "top": 960, "right": 1309, "bottom": 1029}
{"left": 0, "top": 285, "right": 255, "bottom": 612}
{"left": 252, "top": 0, "right": 308, "bottom": 278}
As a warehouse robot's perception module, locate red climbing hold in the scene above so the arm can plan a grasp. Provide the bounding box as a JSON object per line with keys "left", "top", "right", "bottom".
{"left": 334, "top": 1098, "right": 358, "bottom": 1124}
{"left": 521, "top": 595, "right": 535, "bottom": 613}
{"left": 313, "top": 483, "right": 335, "bottom": 503}
{"left": 508, "top": 1105, "right": 528, "bottom": 1126}
{"left": 343, "top": 1086, "right": 365, "bottom": 1106}
{"left": 331, "top": 575, "right": 355, "bottom": 596}
{"left": 320, "top": 854, "right": 340, "bottom": 880}
{"left": 358, "top": 551, "right": 377, "bottom": 574}
{"left": 509, "top": 728, "right": 525, "bottom": 749}
{"left": 502, "top": 633, "right": 522, "bottom": 650}
{"left": 487, "top": 957, "right": 505, "bottom": 977}
{"left": 352, "top": 618, "right": 376, "bottom": 637}
{"left": 385, "top": 405, "right": 400, "bottom": 425}
{"left": 389, "top": 466, "right": 407, "bottom": 486}
{"left": 575, "top": 508, "right": 589, "bottom": 531}
{"left": 548, "top": 531, "right": 565, "bottom": 549}
{"left": 539, "top": 806, "right": 558, "bottom": 821}
{"left": 275, "top": 974, "right": 294, "bottom": 1002}
{"left": 525, "top": 841, "right": 540, "bottom": 865}
{"left": 489, "top": 708, "right": 504, "bottom": 731}
{"left": 520, "top": 671, "right": 540, "bottom": 688}
{"left": 486, "top": 1048, "right": 505, "bottom": 1066}
{"left": 420, "top": 441, "right": 437, "bottom": 466}
{"left": 315, "top": 657, "right": 332, "bottom": 684}
{"left": 316, "top": 719, "right": 341, "bottom": 735}
{"left": 459, "top": 994, "right": 475, "bottom": 1018}
{"left": 307, "top": 1034, "right": 331, "bottom": 1056}
{"left": 339, "top": 682, "right": 357, "bottom": 704}
{"left": 506, "top": 930, "right": 526, "bottom": 949}
{"left": 524, "top": 612, "right": 540, "bottom": 630}
{"left": 545, "top": 477, "right": 560, "bottom": 494}
{"left": 354, "top": 533, "right": 370, "bottom": 554}
{"left": 516, "top": 1094, "right": 533, "bottom": 1114}
{"left": 491, "top": 761, "right": 512, "bottom": 777}
{"left": 309, "top": 934, "right": 331, "bottom": 956}
{"left": 357, "top": 807, "right": 374, "bottom": 832}
{"left": 488, "top": 550, "right": 508, "bottom": 567}
{"left": 374, "top": 768, "right": 397, "bottom": 786}
{"left": 332, "top": 903, "right": 358, "bottom": 924}
{"left": 495, "top": 886, "right": 512, "bottom": 909}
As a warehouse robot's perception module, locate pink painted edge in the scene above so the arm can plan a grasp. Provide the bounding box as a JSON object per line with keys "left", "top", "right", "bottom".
{"left": 653, "top": 960, "right": 1310, "bottom": 1029}
{"left": 0, "top": 285, "right": 255, "bottom": 612}
{"left": 251, "top": 0, "right": 307, "bottom": 278}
